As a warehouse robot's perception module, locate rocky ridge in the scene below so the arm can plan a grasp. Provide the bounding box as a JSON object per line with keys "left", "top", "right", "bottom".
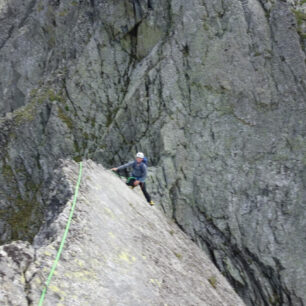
{"left": 0, "top": 160, "right": 245, "bottom": 306}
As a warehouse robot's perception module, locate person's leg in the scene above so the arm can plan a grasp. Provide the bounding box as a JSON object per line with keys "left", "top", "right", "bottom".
{"left": 140, "top": 182, "right": 151, "bottom": 203}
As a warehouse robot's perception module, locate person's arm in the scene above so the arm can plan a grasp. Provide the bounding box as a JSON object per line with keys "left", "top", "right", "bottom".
{"left": 112, "top": 161, "right": 134, "bottom": 172}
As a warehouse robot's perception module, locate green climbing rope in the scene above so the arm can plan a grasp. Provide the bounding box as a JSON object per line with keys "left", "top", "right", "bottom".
{"left": 38, "top": 161, "right": 83, "bottom": 306}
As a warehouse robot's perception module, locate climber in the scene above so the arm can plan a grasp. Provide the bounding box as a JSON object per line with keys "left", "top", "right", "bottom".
{"left": 111, "top": 152, "right": 155, "bottom": 206}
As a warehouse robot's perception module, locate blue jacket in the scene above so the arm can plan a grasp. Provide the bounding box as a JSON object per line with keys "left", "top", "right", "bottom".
{"left": 117, "top": 160, "right": 147, "bottom": 182}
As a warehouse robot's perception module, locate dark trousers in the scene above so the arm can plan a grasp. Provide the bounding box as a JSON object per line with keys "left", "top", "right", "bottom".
{"left": 139, "top": 182, "right": 151, "bottom": 203}
{"left": 126, "top": 178, "right": 151, "bottom": 203}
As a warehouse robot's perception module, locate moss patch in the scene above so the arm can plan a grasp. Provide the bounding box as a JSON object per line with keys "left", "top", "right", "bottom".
{"left": 58, "top": 107, "right": 74, "bottom": 129}
{"left": 6, "top": 196, "right": 43, "bottom": 242}
{"left": 1, "top": 162, "right": 43, "bottom": 243}
{"left": 208, "top": 276, "right": 217, "bottom": 289}
{"left": 73, "top": 156, "right": 83, "bottom": 162}
{"left": 293, "top": 10, "right": 306, "bottom": 26}
{"left": 14, "top": 100, "right": 38, "bottom": 126}
{"left": 174, "top": 252, "right": 182, "bottom": 259}
{"left": 269, "top": 293, "right": 281, "bottom": 305}
{"left": 13, "top": 87, "right": 66, "bottom": 126}
{"left": 292, "top": 9, "right": 306, "bottom": 40}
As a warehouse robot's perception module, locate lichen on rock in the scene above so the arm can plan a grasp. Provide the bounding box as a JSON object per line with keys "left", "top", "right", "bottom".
{"left": 0, "top": 0, "right": 305, "bottom": 305}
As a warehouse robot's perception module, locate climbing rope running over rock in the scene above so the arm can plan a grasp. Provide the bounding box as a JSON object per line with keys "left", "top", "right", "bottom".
{"left": 38, "top": 161, "right": 83, "bottom": 306}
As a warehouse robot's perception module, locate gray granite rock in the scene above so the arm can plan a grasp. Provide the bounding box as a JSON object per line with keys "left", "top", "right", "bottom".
{"left": 0, "top": 160, "right": 245, "bottom": 306}
{"left": 0, "top": 0, "right": 305, "bottom": 305}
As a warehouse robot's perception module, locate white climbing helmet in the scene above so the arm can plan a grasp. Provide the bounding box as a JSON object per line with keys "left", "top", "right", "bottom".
{"left": 136, "top": 152, "right": 144, "bottom": 159}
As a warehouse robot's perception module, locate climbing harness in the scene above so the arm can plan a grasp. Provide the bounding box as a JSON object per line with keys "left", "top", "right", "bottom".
{"left": 38, "top": 161, "right": 83, "bottom": 306}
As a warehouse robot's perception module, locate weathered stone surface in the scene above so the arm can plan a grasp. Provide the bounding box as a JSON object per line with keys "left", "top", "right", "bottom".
{"left": 0, "top": 160, "right": 245, "bottom": 306}
{"left": 0, "top": 240, "right": 34, "bottom": 305}
{"left": 0, "top": 0, "right": 305, "bottom": 305}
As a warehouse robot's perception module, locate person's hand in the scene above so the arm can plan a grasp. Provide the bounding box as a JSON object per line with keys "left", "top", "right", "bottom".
{"left": 111, "top": 168, "right": 118, "bottom": 171}
{"left": 134, "top": 180, "right": 140, "bottom": 186}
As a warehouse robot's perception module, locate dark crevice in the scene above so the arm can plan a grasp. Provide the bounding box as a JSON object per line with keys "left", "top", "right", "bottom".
{"left": 23, "top": 261, "right": 35, "bottom": 306}
{"left": 0, "top": 25, "right": 15, "bottom": 50}
{"left": 166, "top": 0, "right": 174, "bottom": 36}
{"left": 3, "top": 244, "right": 36, "bottom": 305}
{"left": 132, "top": 0, "right": 143, "bottom": 21}
{"left": 148, "top": 0, "right": 153, "bottom": 10}
{"left": 63, "top": 78, "right": 81, "bottom": 120}
{"left": 18, "top": 0, "right": 36, "bottom": 30}
{"left": 129, "top": 22, "right": 140, "bottom": 60}
{"left": 118, "top": 20, "right": 142, "bottom": 61}
{"left": 238, "top": 0, "right": 252, "bottom": 33}
{"left": 39, "top": 102, "right": 52, "bottom": 136}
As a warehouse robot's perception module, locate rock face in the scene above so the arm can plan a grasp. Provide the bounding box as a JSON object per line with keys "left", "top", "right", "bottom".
{"left": 0, "top": 0, "right": 305, "bottom": 305}
{"left": 0, "top": 160, "right": 245, "bottom": 306}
